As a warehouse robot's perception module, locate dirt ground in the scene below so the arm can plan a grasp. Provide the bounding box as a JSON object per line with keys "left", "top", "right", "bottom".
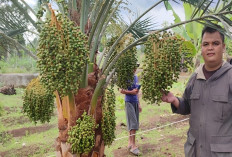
{"left": 0, "top": 105, "right": 56, "bottom": 157}
{"left": 113, "top": 114, "right": 189, "bottom": 157}
{"left": 0, "top": 108, "right": 189, "bottom": 157}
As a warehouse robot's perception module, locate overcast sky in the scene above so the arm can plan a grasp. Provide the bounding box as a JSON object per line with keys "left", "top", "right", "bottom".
{"left": 120, "top": 0, "right": 185, "bottom": 28}
{"left": 21, "top": 0, "right": 185, "bottom": 41}
{"left": 24, "top": 0, "right": 185, "bottom": 28}
{"left": 24, "top": 0, "right": 37, "bottom": 7}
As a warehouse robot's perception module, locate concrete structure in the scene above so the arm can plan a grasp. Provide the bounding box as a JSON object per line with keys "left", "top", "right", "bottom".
{"left": 0, "top": 73, "right": 39, "bottom": 88}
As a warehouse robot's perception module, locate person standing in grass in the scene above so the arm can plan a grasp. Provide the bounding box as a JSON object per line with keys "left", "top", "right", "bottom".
{"left": 162, "top": 25, "right": 232, "bottom": 157}
{"left": 120, "top": 64, "right": 142, "bottom": 156}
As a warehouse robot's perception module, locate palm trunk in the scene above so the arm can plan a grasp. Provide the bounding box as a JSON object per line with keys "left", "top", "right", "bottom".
{"left": 55, "top": 64, "right": 105, "bottom": 157}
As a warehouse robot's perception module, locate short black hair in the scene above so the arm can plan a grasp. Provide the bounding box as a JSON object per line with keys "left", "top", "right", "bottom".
{"left": 201, "top": 26, "right": 224, "bottom": 43}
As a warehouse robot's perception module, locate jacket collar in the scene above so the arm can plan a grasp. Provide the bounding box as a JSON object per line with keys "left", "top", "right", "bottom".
{"left": 195, "top": 61, "right": 227, "bottom": 80}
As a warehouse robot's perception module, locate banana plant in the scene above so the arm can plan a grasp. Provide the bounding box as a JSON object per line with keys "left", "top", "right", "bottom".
{"left": 165, "top": 0, "right": 232, "bottom": 68}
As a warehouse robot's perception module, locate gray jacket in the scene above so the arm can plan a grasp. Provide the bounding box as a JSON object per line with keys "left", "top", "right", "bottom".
{"left": 172, "top": 61, "right": 232, "bottom": 157}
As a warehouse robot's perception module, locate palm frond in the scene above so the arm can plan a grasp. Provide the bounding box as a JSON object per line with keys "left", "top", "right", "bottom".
{"left": 11, "top": 0, "right": 37, "bottom": 29}
{"left": 219, "top": 15, "right": 232, "bottom": 26}
{"left": 197, "top": 20, "right": 227, "bottom": 35}
{"left": 214, "top": 0, "right": 221, "bottom": 12}
{"left": 0, "top": 4, "right": 27, "bottom": 30}
{"left": 88, "top": 0, "right": 111, "bottom": 46}
{"left": 191, "top": 0, "right": 207, "bottom": 19}
{"left": 219, "top": 1, "right": 232, "bottom": 12}
{"left": 80, "top": 0, "right": 91, "bottom": 33}
{"left": 180, "top": 0, "right": 201, "bottom": 6}
{"left": 200, "top": 0, "right": 213, "bottom": 17}
{"left": 0, "top": 32, "right": 37, "bottom": 59}
{"left": 211, "top": 15, "right": 232, "bottom": 39}
{"left": 89, "top": 0, "right": 115, "bottom": 63}
{"left": 170, "top": 0, "right": 180, "bottom": 4}
{"left": 124, "top": 16, "right": 157, "bottom": 39}
{"left": 5, "top": 28, "right": 27, "bottom": 37}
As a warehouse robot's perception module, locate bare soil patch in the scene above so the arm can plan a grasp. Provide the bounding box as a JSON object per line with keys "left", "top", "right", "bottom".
{"left": 0, "top": 143, "right": 56, "bottom": 157}
{"left": 7, "top": 124, "right": 56, "bottom": 137}
{"left": 3, "top": 106, "right": 21, "bottom": 114}
{"left": 1, "top": 116, "right": 30, "bottom": 127}
{"left": 114, "top": 135, "right": 185, "bottom": 157}
{"left": 0, "top": 145, "right": 40, "bottom": 157}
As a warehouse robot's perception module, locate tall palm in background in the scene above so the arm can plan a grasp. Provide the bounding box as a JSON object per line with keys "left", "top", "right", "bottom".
{"left": 0, "top": 0, "right": 232, "bottom": 156}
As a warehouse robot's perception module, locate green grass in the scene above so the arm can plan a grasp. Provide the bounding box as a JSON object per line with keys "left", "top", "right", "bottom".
{"left": 0, "top": 88, "right": 24, "bottom": 107}
{"left": 0, "top": 88, "right": 57, "bottom": 157}
{"left": 0, "top": 101, "right": 3, "bottom": 116}
{"left": 0, "top": 74, "right": 190, "bottom": 156}
{"left": 104, "top": 77, "right": 190, "bottom": 156}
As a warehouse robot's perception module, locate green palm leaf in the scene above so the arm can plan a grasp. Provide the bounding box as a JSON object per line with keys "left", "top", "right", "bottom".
{"left": 122, "top": 16, "right": 157, "bottom": 39}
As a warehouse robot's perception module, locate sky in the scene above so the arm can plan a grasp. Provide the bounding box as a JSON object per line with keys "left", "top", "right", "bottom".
{"left": 21, "top": 0, "right": 187, "bottom": 42}
{"left": 120, "top": 0, "right": 185, "bottom": 28}
{"left": 24, "top": 0, "right": 37, "bottom": 7}
{"left": 23, "top": 0, "right": 185, "bottom": 27}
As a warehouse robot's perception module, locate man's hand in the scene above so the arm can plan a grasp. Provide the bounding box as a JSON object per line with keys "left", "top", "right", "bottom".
{"left": 131, "top": 89, "right": 139, "bottom": 95}
{"left": 161, "top": 92, "right": 176, "bottom": 103}
{"left": 161, "top": 91, "right": 180, "bottom": 108}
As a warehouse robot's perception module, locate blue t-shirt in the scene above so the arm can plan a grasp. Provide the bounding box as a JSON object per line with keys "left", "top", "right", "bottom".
{"left": 125, "top": 75, "right": 140, "bottom": 102}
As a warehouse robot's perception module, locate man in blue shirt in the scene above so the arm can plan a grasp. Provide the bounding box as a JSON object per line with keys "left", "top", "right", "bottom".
{"left": 120, "top": 65, "right": 142, "bottom": 156}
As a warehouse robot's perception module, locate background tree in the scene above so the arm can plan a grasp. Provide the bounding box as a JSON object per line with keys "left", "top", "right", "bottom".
{"left": 0, "top": 0, "right": 38, "bottom": 59}
{"left": 0, "top": 1, "right": 27, "bottom": 59}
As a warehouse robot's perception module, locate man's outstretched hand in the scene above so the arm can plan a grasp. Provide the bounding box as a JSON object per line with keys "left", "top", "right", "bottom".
{"left": 161, "top": 92, "right": 180, "bottom": 108}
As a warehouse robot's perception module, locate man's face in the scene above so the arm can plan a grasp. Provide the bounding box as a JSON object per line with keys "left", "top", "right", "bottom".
{"left": 201, "top": 31, "right": 225, "bottom": 67}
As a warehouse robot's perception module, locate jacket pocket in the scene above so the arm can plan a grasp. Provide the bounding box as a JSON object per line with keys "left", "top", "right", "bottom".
{"left": 184, "top": 132, "right": 196, "bottom": 157}
{"left": 189, "top": 93, "right": 200, "bottom": 121}
{"left": 211, "top": 95, "right": 228, "bottom": 103}
{"left": 211, "top": 95, "right": 231, "bottom": 122}
{"left": 210, "top": 135, "right": 232, "bottom": 157}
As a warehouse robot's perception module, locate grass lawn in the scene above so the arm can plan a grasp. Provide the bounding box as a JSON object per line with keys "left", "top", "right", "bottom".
{"left": 0, "top": 73, "right": 190, "bottom": 157}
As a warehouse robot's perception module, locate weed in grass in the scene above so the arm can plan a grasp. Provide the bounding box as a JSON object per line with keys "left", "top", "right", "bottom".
{"left": 0, "top": 101, "right": 4, "bottom": 116}
{"left": 25, "top": 130, "right": 30, "bottom": 137}
{"left": 0, "top": 82, "right": 3, "bottom": 87}
{"left": 0, "top": 131, "right": 13, "bottom": 145}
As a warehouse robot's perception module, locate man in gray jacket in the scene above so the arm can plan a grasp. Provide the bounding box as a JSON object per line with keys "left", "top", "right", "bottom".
{"left": 162, "top": 26, "right": 232, "bottom": 157}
